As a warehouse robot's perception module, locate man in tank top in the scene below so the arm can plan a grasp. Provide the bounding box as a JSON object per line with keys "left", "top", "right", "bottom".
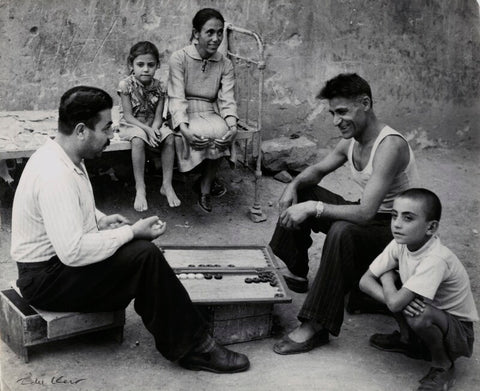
{"left": 269, "top": 73, "right": 419, "bottom": 355}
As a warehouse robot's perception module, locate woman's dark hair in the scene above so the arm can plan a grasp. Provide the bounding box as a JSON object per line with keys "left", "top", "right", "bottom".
{"left": 190, "top": 8, "right": 224, "bottom": 41}
{"left": 58, "top": 86, "right": 113, "bottom": 135}
{"left": 127, "top": 41, "right": 160, "bottom": 68}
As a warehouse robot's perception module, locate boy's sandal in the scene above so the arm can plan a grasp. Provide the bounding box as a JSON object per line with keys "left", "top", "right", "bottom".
{"left": 369, "top": 330, "right": 431, "bottom": 361}
{"left": 417, "top": 366, "right": 455, "bottom": 391}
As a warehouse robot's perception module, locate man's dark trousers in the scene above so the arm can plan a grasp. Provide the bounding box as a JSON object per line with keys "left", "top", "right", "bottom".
{"left": 269, "top": 186, "right": 392, "bottom": 336}
{"left": 16, "top": 240, "right": 207, "bottom": 361}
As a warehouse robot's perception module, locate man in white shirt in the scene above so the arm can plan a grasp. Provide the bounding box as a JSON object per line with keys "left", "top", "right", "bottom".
{"left": 10, "top": 86, "right": 249, "bottom": 373}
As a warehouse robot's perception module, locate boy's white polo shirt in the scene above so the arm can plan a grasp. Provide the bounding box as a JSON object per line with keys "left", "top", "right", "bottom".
{"left": 370, "top": 236, "right": 479, "bottom": 322}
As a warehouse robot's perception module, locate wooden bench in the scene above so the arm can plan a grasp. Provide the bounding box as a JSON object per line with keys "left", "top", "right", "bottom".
{"left": 0, "top": 288, "right": 125, "bottom": 362}
{"left": 0, "top": 108, "right": 131, "bottom": 161}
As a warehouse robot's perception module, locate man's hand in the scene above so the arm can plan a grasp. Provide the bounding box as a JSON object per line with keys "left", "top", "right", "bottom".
{"left": 98, "top": 214, "right": 131, "bottom": 230}
{"left": 279, "top": 201, "right": 316, "bottom": 229}
{"left": 131, "top": 216, "right": 167, "bottom": 240}
{"left": 278, "top": 185, "right": 298, "bottom": 213}
{"left": 402, "top": 297, "right": 426, "bottom": 318}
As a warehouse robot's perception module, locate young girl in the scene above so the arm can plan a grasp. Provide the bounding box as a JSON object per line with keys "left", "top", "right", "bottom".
{"left": 118, "top": 41, "right": 180, "bottom": 211}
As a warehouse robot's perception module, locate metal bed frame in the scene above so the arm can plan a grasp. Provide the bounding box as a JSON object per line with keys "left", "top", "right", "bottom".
{"left": 226, "top": 23, "right": 266, "bottom": 222}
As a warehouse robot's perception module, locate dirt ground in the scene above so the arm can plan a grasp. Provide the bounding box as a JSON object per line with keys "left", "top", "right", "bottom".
{"left": 0, "top": 145, "right": 479, "bottom": 391}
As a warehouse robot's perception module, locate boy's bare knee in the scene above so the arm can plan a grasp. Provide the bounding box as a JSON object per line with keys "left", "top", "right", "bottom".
{"left": 405, "top": 306, "right": 434, "bottom": 330}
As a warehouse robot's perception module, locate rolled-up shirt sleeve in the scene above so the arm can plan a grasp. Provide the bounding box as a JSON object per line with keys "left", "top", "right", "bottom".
{"left": 38, "top": 172, "right": 134, "bottom": 267}
{"left": 167, "top": 50, "right": 190, "bottom": 129}
{"left": 217, "top": 58, "right": 238, "bottom": 120}
{"left": 95, "top": 208, "right": 106, "bottom": 222}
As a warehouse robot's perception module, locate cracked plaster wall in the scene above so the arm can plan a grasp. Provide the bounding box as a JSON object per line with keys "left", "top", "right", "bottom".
{"left": 0, "top": 0, "right": 479, "bottom": 146}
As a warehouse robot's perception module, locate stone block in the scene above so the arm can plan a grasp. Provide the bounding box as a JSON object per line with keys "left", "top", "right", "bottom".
{"left": 273, "top": 170, "right": 293, "bottom": 183}
{"left": 261, "top": 136, "right": 317, "bottom": 173}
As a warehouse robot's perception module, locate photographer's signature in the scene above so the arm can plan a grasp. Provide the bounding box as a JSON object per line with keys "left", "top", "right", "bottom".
{"left": 17, "top": 373, "right": 86, "bottom": 386}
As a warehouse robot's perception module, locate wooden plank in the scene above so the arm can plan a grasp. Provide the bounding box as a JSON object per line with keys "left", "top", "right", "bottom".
{"left": 45, "top": 311, "right": 115, "bottom": 339}
{"left": 2, "top": 289, "right": 37, "bottom": 317}
{"left": 211, "top": 314, "right": 272, "bottom": 344}
{"left": 0, "top": 139, "right": 132, "bottom": 160}
{"left": 209, "top": 303, "right": 273, "bottom": 321}
{"left": 0, "top": 290, "right": 32, "bottom": 361}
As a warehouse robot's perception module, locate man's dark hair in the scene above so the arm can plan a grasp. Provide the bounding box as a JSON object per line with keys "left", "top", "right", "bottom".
{"left": 317, "top": 73, "right": 373, "bottom": 106}
{"left": 397, "top": 188, "right": 442, "bottom": 221}
{"left": 58, "top": 86, "right": 113, "bottom": 135}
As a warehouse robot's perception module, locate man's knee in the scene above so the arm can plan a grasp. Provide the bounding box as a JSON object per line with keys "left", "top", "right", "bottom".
{"left": 328, "top": 221, "right": 358, "bottom": 240}
{"left": 122, "top": 240, "right": 166, "bottom": 263}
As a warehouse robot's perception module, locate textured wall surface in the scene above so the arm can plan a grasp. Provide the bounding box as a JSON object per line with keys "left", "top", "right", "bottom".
{"left": 0, "top": 0, "right": 479, "bottom": 145}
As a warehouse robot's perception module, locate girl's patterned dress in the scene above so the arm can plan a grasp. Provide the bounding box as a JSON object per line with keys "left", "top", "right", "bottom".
{"left": 117, "top": 75, "right": 172, "bottom": 144}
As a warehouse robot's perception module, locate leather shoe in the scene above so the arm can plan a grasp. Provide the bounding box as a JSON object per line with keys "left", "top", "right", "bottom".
{"left": 283, "top": 274, "right": 309, "bottom": 293}
{"left": 273, "top": 330, "right": 329, "bottom": 355}
{"left": 198, "top": 194, "right": 212, "bottom": 213}
{"left": 179, "top": 343, "right": 250, "bottom": 373}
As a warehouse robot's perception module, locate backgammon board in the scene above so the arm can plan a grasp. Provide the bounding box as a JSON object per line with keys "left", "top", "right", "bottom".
{"left": 159, "top": 245, "right": 291, "bottom": 305}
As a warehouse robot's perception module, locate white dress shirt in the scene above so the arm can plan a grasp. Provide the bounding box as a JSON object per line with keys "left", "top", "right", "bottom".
{"left": 11, "top": 138, "right": 134, "bottom": 266}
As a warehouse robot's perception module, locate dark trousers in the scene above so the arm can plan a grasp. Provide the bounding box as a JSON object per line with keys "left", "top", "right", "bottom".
{"left": 269, "top": 186, "right": 392, "bottom": 336}
{"left": 16, "top": 240, "right": 207, "bottom": 361}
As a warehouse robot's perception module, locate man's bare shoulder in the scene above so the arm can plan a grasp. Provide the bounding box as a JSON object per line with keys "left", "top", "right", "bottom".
{"left": 333, "top": 138, "right": 351, "bottom": 156}
{"left": 373, "top": 135, "right": 410, "bottom": 169}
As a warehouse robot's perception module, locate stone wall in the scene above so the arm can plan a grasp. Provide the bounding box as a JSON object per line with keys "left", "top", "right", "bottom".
{"left": 0, "top": 0, "right": 479, "bottom": 146}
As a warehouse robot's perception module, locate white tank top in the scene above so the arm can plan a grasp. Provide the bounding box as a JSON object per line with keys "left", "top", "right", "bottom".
{"left": 348, "top": 126, "right": 419, "bottom": 213}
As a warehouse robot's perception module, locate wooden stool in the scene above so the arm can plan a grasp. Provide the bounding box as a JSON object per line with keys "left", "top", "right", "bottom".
{"left": 0, "top": 289, "right": 125, "bottom": 362}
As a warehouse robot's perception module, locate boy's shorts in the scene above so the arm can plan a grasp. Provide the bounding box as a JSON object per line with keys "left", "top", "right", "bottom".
{"left": 443, "top": 312, "right": 474, "bottom": 361}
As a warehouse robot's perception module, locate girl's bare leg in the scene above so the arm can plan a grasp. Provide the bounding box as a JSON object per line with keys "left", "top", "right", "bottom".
{"left": 131, "top": 137, "right": 148, "bottom": 212}
{"left": 159, "top": 135, "right": 181, "bottom": 207}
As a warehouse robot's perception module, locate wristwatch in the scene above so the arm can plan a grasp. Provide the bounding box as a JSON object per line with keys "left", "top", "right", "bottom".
{"left": 315, "top": 201, "right": 325, "bottom": 218}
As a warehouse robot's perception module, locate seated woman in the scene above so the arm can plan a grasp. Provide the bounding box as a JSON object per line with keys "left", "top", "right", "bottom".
{"left": 168, "top": 8, "right": 238, "bottom": 213}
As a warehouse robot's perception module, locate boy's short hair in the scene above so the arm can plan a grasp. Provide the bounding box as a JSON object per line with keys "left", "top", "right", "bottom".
{"left": 397, "top": 188, "right": 442, "bottom": 221}
{"left": 58, "top": 86, "right": 113, "bottom": 135}
{"left": 317, "top": 73, "right": 373, "bottom": 107}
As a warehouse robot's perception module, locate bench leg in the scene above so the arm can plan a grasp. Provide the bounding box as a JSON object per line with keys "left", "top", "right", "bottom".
{"left": 112, "top": 326, "right": 124, "bottom": 344}
{"left": 22, "top": 347, "right": 30, "bottom": 363}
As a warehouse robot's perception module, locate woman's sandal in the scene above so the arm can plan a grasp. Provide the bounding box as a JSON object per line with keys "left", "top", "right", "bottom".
{"left": 198, "top": 194, "right": 212, "bottom": 213}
